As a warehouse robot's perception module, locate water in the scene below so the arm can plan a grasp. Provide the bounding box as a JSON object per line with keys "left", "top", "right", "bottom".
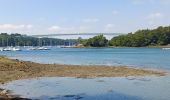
{"left": 0, "top": 47, "right": 170, "bottom": 70}
{"left": 1, "top": 47, "right": 170, "bottom": 100}
{"left": 1, "top": 76, "right": 170, "bottom": 100}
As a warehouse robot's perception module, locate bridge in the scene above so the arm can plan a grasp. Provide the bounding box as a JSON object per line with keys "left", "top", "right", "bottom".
{"left": 31, "top": 33, "right": 125, "bottom": 39}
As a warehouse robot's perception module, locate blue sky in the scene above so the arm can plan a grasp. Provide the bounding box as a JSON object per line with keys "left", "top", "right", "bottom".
{"left": 0, "top": 0, "right": 170, "bottom": 36}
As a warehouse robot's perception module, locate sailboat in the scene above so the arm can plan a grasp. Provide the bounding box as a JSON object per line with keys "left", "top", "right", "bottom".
{"left": 3, "top": 47, "right": 21, "bottom": 51}
{"left": 162, "top": 48, "right": 170, "bottom": 50}
{"left": 27, "top": 38, "right": 50, "bottom": 51}
{"left": 12, "top": 47, "right": 21, "bottom": 51}
{"left": 0, "top": 47, "right": 4, "bottom": 51}
{"left": 37, "top": 46, "right": 50, "bottom": 50}
{"left": 36, "top": 38, "right": 50, "bottom": 50}
{"left": 27, "top": 46, "right": 37, "bottom": 50}
{"left": 3, "top": 47, "right": 13, "bottom": 51}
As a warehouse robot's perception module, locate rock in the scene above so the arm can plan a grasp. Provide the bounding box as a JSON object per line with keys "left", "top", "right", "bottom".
{"left": 1, "top": 90, "right": 8, "bottom": 94}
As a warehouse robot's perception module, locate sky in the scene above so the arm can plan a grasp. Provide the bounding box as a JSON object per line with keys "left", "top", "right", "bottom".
{"left": 0, "top": 0, "right": 170, "bottom": 37}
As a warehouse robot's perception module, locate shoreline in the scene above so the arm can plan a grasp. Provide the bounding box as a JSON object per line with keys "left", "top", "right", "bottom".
{"left": 72, "top": 45, "right": 170, "bottom": 48}
{"left": 0, "top": 57, "right": 165, "bottom": 84}
{"left": 0, "top": 57, "right": 166, "bottom": 99}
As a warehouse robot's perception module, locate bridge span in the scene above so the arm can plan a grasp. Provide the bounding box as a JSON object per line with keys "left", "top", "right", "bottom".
{"left": 31, "top": 33, "right": 124, "bottom": 39}
{"left": 31, "top": 33, "right": 125, "bottom": 38}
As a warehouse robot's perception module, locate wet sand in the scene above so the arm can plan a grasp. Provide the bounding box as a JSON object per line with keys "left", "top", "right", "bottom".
{"left": 0, "top": 56, "right": 165, "bottom": 99}
{"left": 0, "top": 56, "right": 165, "bottom": 84}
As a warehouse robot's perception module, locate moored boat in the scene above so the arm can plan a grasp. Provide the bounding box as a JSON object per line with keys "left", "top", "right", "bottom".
{"left": 0, "top": 47, "right": 4, "bottom": 51}
{"left": 3, "top": 47, "right": 13, "bottom": 51}
{"left": 162, "top": 48, "right": 170, "bottom": 50}
{"left": 12, "top": 47, "right": 21, "bottom": 51}
{"left": 37, "top": 47, "right": 50, "bottom": 50}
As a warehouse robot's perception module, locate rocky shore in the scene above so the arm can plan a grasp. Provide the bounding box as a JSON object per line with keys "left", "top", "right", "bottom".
{"left": 0, "top": 56, "right": 165, "bottom": 99}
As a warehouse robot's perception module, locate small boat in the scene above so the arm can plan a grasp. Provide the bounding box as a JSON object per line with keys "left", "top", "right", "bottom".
{"left": 2, "top": 47, "right": 21, "bottom": 51}
{"left": 27, "top": 47, "right": 37, "bottom": 50}
{"left": 0, "top": 47, "right": 4, "bottom": 51}
{"left": 12, "top": 47, "right": 21, "bottom": 51}
{"left": 37, "top": 47, "right": 50, "bottom": 50}
{"left": 162, "top": 48, "right": 170, "bottom": 50}
{"left": 3, "top": 47, "right": 13, "bottom": 51}
{"left": 27, "top": 46, "right": 50, "bottom": 51}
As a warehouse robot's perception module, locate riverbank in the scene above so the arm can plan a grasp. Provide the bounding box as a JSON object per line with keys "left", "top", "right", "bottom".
{"left": 73, "top": 44, "right": 170, "bottom": 48}
{"left": 0, "top": 56, "right": 165, "bottom": 99}
{"left": 0, "top": 56, "right": 165, "bottom": 84}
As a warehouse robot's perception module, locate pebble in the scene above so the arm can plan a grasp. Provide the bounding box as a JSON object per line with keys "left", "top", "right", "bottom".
{"left": 1, "top": 90, "right": 8, "bottom": 94}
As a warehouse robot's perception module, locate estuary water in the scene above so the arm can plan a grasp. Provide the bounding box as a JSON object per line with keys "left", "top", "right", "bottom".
{"left": 1, "top": 76, "right": 170, "bottom": 100}
{"left": 0, "top": 47, "right": 170, "bottom": 100}
{"left": 0, "top": 47, "right": 170, "bottom": 70}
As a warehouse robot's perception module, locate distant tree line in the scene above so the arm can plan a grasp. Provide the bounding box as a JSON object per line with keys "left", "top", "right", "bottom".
{"left": 0, "top": 33, "right": 77, "bottom": 47}
{"left": 1, "top": 26, "right": 170, "bottom": 47}
{"left": 81, "top": 26, "right": 170, "bottom": 47}
{"left": 109, "top": 26, "right": 170, "bottom": 47}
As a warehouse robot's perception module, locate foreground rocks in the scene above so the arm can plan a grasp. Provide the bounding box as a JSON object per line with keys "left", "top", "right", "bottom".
{"left": 0, "top": 57, "right": 165, "bottom": 84}
{"left": 0, "top": 88, "right": 30, "bottom": 100}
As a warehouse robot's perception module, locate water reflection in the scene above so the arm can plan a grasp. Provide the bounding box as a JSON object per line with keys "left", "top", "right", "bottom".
{"left": 33, "top": 91, "right": 142, "bottom": 100}
{"left": 1, "top": 76, "right": 170, "bottom": 100}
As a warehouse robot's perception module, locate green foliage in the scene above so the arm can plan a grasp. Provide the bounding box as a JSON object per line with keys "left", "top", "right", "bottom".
{"left": 109, "top": 26, "right": 170, "bottom": 47}
{"left": 0, "top": 33, "right": 77, "bottom": 46}
{"left": 1, "top": 26, "right": 170, "bottom": 47}
{"left": 83, "top": 35, "right": 108, "bottom": 47}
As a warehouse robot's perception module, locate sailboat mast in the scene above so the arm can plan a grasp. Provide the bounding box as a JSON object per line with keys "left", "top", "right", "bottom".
{"left": 7, "top": 38, "right": 8, "bottom": 47}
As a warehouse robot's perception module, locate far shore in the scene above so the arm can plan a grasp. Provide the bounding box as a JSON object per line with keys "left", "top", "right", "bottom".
{"left": 72, "top": 44, "right": 170, "bottom": 48}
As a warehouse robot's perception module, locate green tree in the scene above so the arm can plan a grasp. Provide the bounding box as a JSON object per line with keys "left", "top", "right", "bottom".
{"left": 83, "top": 35, "right": 108, "bottom": 47}
{"left": 109, "top": 26, "right": 170, "bottom": 47}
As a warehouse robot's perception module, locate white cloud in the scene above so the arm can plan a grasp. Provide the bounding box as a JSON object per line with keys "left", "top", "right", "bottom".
{"left": 0, "top": 24, "right": 33, "bottom": 30}
{"left": 82, "top": 18, "right": 99, "bottom": 23}
{"left": 146, "top": 12, "right": 164, "bottom": 25}
{"left": 26, "top": 25, "right": 33, "bottom": 29}
{"left": 48, "top": 26, "right": 62, "bottom": 32}
{"left": 105, "top": 24, "right": 116, "bottom": 32}
{"left": 48, "top": 26, "right": 77, "bottom": 33}
{"left": 48, "top": 25, "right": 89, "bottom": 33}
